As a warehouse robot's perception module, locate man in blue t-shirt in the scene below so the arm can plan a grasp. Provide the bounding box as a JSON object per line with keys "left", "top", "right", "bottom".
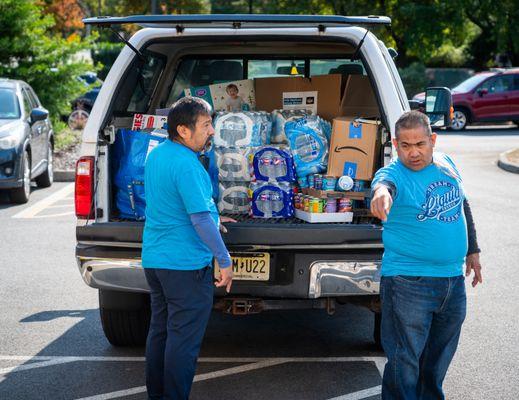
{"left": 370, "top": 111, "right": 482, "bottom": 400}
{"left": 142, "top": 97, "right": 233, "bottom": 400}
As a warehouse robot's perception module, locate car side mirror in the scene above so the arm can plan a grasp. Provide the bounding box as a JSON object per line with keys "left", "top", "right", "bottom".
{"left": 425, "top": 87, "right": 453, "bottom": 128}
{"left": 477, "top": 88, "right": 488, "bottom": 97}
{"left": 30, "top": 108, "right": 49, "bottom": 124}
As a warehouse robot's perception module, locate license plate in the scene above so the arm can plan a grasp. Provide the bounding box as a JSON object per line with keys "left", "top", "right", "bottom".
{"left": 215, "top": 252, "right": 270, "bottom": 281}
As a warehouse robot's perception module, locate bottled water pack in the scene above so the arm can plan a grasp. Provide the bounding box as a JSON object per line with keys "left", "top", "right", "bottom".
{"left": 214, "top": 111, "right": 271, "bottom": 148}
{"left": 251, "top": 146, "right": 296, "bottom": 183}
{"left": 271, "top": 109, "right": 308, "bottom": 144}
{"left": 285, "top": 116, "right": 330, "bottom": 178}
{"left": 250, "top": 181, "right": 294, "bottom": 218}
{"left": 218, "top": 181, "right": 250, "bottom": 214}
{"left": 215, "top": 147, "right": 253, "bottom": 182}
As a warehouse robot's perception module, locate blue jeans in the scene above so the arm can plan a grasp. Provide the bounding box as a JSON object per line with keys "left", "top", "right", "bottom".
{"left": 380, "top": 275, "right": 466, "bottom": 400}
{"left": 144, "top": 267, "right": 214, "bottom": 400}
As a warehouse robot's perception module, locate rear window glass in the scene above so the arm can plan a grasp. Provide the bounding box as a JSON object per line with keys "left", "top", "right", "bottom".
{"left": 167, "top": 58, "right": 366, "bottom": 105}
{"left": 0, "top": 88, "right": 21, "bottom": 119}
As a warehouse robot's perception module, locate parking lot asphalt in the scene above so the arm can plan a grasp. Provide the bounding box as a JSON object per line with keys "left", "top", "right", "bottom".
{"left": 1, "top": 127, "right": 519, "bottom": 399}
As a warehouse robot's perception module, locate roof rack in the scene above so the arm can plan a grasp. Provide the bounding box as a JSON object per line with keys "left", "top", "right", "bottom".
{"left": 83, "top": 14, "right": 391, "bottom": 29}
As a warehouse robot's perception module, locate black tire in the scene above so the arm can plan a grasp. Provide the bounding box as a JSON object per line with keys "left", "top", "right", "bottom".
{"left": 373, "top": 311, "right": 382, "bottom": 349}
{"left": 513, "top": 121, "right": 519, "bottom": 127}
{"left": 450, "top": 109, "right": 468, "bottom": 131}
{"left": 10, "top": 150, "right": 31, "bottom": 204}
{"left": 99, "top": 290, "right": 151, "bottom": 347}
{"left": 35, "top": 142, "right": 54, "bottom": 188}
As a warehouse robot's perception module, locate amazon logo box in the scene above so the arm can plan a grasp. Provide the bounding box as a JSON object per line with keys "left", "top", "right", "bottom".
{"left": 327, "top": 117, "right": 381, "bottom": 180}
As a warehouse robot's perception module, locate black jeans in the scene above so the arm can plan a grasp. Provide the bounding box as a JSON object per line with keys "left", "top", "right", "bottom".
{"left": 144, "top": 267, "right": 214, "bottom": 400}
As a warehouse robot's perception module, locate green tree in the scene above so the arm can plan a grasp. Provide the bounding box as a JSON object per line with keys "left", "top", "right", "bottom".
{"left": 0, "top": 0, "right": 94, "bottom": 121}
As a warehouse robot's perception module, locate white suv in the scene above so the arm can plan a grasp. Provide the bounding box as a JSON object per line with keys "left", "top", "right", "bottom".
{"left": 74, "top": 15, "right": 451, "bottom": 346}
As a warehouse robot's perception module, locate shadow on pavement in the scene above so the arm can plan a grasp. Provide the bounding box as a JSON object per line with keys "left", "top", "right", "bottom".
{"left": 1, "top": 304, "right": 383, "bottom": 399}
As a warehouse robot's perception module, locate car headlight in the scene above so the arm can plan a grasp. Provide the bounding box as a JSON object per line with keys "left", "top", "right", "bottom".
{"left": 0, "top": 136, "right": 19, "bottom": 150}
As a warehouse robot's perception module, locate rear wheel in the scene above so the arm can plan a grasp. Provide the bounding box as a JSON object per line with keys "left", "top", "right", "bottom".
{"left": 35, "top": 143, "right": 53, "bottom": 188}
{"left": 450, "top": 109, "right": 468, "bottom": 131}
{"left": 513, "top": 120, "right": 519, "bottom": 127}
{"left": 99, "top": 289, "right": 151, "bottom": 346}
{"left": 10, "top": 150, "right": 31, "bottom": 204}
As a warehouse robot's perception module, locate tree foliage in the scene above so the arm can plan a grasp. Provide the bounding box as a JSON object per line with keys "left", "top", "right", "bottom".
{"left": 0, "top": 0, "right": 94, "bottom": 121}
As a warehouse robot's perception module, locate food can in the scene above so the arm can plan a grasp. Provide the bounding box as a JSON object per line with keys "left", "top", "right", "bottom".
{"left": 323, "top": 176, "right": 337, "bottom": 191}
{"left": 303, "top": 196, "right": 310, "bottom": 212}
{"left": 307, "top": 174, "right": 315, "bottom": 188}
{"left": 298, "top": 175, "right": 309, "bottom": 189}
{"left": 338, "top": 197, "right": 352, "bottom": 212}
{"left": 314, "top": 174, "right": 323, "bottom": 190}
{"left": 352, "top": 179, "right": 367, "bottom": 192}
{"left": 324, "top": 198, "right": 337, "bottom": 213}
{"left": 337, "top": 175, "right": 354, "bottom": 191}
{"left": 294, "top": 193, "right": 301, "bottom": 209}
{"left": 309, "top": 198, "right": 318, "bottom": 213}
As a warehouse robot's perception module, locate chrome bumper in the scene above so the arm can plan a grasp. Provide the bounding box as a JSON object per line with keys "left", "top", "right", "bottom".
{"left": 308, "top": 261, "right": 381, "bottom": 298}
{"left": 77, "top": 257, "right": 149, "bottom": 293}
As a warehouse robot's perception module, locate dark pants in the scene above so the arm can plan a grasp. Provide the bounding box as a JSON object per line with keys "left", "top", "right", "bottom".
{"left": 144, "top": 267, "right": 214, "bottom": 400}
{"left": 380, "top": 275, "right": 466, "bottom": 400}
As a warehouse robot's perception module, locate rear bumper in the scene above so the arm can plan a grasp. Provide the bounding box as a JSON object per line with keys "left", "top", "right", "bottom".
{"left": 76, "top": 246, "right": 382, "bottom": 298}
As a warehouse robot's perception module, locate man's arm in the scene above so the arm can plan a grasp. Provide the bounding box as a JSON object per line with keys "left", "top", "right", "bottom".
{"left": 190, "top": 212, "right": 233, "bottom": 292}
{"left": 463, "top": 199, "right": 483, "bottom": 287}
{"left": 370, "top": 180, "right": 396, "bottom": 221}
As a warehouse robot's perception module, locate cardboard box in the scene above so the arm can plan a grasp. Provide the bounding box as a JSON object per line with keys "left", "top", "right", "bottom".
{"left": 184, "top": 79, "right": 256, "bottom": 112}
{"left": 327, "top": 117, "right": 380, "bottom": 180}
{"left": 340, "top": 75, "right": 380, "bottom": 118}
{"left": 295, "top": 209, "right": 353, "bottom": 223}
{"left": 254, "top": 74, "right": 343, "bottom": 121}
{"left": 132, "top": 114, "right": 168, "bottom": 130}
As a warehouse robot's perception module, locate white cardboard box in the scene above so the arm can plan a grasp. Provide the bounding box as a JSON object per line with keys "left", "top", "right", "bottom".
{"left": 295, "top": 209, "right": 353, "bottom": 223}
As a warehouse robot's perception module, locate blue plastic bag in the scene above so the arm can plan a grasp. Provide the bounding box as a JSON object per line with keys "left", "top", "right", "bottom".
{"left": 114, "top": 129, "right": 166, "bottom": 220}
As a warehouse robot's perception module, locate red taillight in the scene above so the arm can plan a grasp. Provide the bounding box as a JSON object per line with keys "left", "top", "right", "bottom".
{"left": 75, "top": 156, "right": 95, "bottom": 219}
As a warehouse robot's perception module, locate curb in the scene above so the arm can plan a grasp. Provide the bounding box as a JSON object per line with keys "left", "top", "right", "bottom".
{"left": 54, "top": 170, "right": 75, "bottom": 182}
{"left": 497, "top": 149, "right": 519, "bottom": 174}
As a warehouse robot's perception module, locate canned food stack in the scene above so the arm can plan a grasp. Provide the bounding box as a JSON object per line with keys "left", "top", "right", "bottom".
{"left": 294, "top": 193, "right": 352, "bottom": 214}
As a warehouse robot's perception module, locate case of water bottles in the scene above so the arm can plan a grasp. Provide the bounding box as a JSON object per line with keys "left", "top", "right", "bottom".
{"left": 271, "top": 109, "right": 309, "bottom": 144}
{"left": 249, "top": 181, "right": 294, "bottom": 218}
{"left": 213, "top": 111, "right": 271, "bottom": 148}
{"left": 215, "top": 147, "right": 253, "bottom": 182}
{"left": 250, "top": 146, "right": 296, "bottom": 183}
{"left": 285, "top": 115, "right": 330, "bottom": 178}
{"left": 218, "top": 181, "right": 251, "bottom": 214}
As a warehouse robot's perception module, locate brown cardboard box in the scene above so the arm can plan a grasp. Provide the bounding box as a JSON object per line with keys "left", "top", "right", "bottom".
{"left": 327, "top": 117, "right": 380, "bottom": 180}
{"left": 254, "top": 74, "right": 343, "bottom": 121}
{"left": 340, "top": 75, "right": 380, "bottom": 118}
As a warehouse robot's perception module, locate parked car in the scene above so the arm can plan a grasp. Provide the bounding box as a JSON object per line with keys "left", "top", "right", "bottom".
{"left": 0, "top": 79, "right": 54, "bottom": 203}
{"left": 75, "top": 14, "right": 451, "bottom": 346}
{"left": 68, "top": 72, "right": 103, "bottom": 130}
{"left": 414, "top": 69, "right": 519, "bottom": 130}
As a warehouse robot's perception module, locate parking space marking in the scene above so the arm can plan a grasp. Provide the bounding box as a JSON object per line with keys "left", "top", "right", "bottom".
{"left": 12, "top": 183, "right": 74, "bottom": 219}
{"left": 1, "top": 355, "right": 387, "bottom": 399}
{"left": 327, "top": 385, "right": 382, "bottom": 400}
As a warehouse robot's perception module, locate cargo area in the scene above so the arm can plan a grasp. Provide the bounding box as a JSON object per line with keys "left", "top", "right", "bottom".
{"left": 100, "top": 38, "right": 390, "bottom": 244}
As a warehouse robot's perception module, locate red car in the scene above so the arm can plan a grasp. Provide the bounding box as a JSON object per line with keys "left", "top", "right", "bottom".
{"left": 414, "top": 69, "right": 519, "bottom": 130}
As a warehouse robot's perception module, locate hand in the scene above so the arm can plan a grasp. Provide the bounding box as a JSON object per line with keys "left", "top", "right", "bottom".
{"left": 370, "top": 185, "right": 393, "bottom": 222}
{"left": 219, "top": 216, "right": 237, "bottom": 233}
{"left": 465, "top": 252, "right": 483, "bottom": 287}
{"left": 215, "top": 265, "right": 233, "bottom": 293}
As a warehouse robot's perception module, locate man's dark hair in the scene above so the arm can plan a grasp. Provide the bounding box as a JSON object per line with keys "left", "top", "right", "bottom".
{"left": 167, "top": 96, "right": 213, "bottom": 140}
{"left": 395, "top": 110, "right": 432, "bottom": 139}
{"left": 226, "top": 83, "right": 239, "bottom": 92}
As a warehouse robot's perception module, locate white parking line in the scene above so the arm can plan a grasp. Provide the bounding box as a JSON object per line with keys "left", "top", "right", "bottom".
{"left": 12, "top": 183, "right": 74, "bottom": 219}
{"left": 327, "top": 385, "right": 382, "bottom": 400}
{"left": 0, "top": 355, "right": 387, "bottom": 400}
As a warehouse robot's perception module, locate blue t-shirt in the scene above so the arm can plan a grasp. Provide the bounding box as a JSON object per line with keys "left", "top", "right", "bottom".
{"left": 372, "top": 153, "right": 468, "bottom": 277}
{"left": 142, "top": 140, "right": 219, "bottom": 270}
